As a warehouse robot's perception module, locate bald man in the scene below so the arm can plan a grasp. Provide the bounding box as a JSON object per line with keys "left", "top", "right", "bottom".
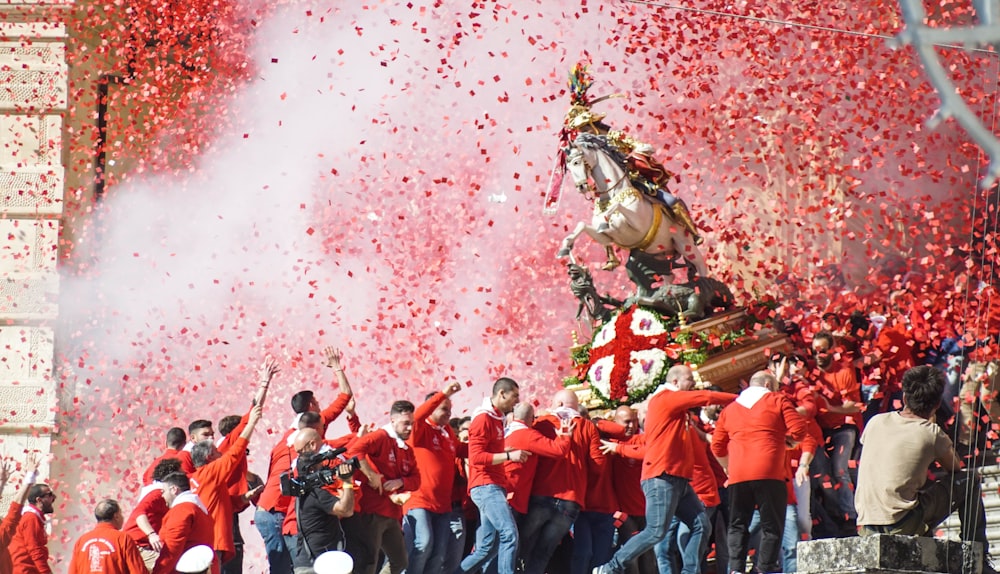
{"left": 68, "top": 500, "right": 147, "bottom": 574}
{"left": 712, "top": 370, "right": 807, "bottom": 574}
{"left": 594, "top": 365, "right": 735, "bottom": 574}
{"left": 520, "top": 389, "right": 606, "bottom": 574}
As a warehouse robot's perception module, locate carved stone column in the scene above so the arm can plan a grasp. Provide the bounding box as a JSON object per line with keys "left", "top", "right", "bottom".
{"left": 0, "top": 21, "right": 68, "bottom": 512}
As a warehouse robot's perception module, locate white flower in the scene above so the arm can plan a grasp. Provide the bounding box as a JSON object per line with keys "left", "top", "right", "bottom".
{"left": 626, "top": 348, "right": 668, "bottom": 394}
{"left": 629, "top": 308, "right": 667, "bottom": 336}
{"left": 588, "top": 355, "right": 615, "bottom": 398}
{"left": 591, "top": 319, "right": 618, "bottom": 349}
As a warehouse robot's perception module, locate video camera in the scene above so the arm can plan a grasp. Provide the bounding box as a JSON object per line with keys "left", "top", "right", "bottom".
{"left": 280, "top": 447, "right": 360, "bottom": 497}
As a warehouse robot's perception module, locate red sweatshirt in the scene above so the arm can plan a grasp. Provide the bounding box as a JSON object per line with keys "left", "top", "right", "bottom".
{"left": 153, "top": 494, "right": 217, "bottom": 574}
{"left": 191, "top": 435, "right": 249, "bottom": 561}
{"left": 0, "top": 502, "right": 23, "bottom": 574}
{"left": 142, "top": 449, "right": 195, "bottom": 484}
{"left": 347, "top": 428, "right": 420, "bottom": 520}
{"left": 814, "top": 363, "right": 861, "bottom": 430}
{"left": 405, "top": 393, "right": 466, "bottom": 515}
{"left": 530, "top": 414, "right": 605, "bottom": 508}
{"left": 688, "top": 424, "right": 720, "bottom": 507}
{"left": 467, "top": 406, "right": 506, "bottom": 491}
{"left": 503, "top": 421, "right": 571, "bottom": 514}
{"left": 607, "top": 433, "right": 646, "bottom": 517}
{"left": 8, "top": 504, "right": 49, "bottom": 574}
{"left": 123, "top": 486, "right": 169, "bottom": 547}
{"left": 68, "top": 522, "right": 147, "bottom": 574}
{"left": 256, "top": 392, "right": 352, "bottom": 514}
{"left": 711, "top": 389, "right": 807, "bottom": 484}
{"left": 642, "top": 387, "right": 735, "bottom": 481}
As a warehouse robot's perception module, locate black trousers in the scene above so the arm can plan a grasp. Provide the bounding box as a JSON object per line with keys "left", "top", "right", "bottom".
{"left": 727, "top": 479, "right": 786, "bottom": 574}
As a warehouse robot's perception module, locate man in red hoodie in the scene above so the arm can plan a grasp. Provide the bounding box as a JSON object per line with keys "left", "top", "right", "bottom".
{"left": 255, "top": 346, "right": 353, "bottom": 574}
{"left": 154, "top": 473, "right": 217, "bottom": 574}
{"left": 345, "top": 399, "right": 422, "bottom": 574}
{"left": 9, "top": 482, "right": 56, "bottom": 574}
{"left": 402, "top": 381, "right": 465, "bottom": 574}
{"left": 593, "top": 365, "right": 734, "bottom": 574}
{"left": 0, "top": 453, "right": 40, "bottom": 574}
{"left": 67, "top": 500, "right": 147, "bottom": 574}
{"left": 456, "top": 377, "right": 528, "bottom": 574}
{"left": 712, "top": 370, "right": 807, "bottom": 574}
{"left": 142, "top": 428, "right": 195, "bottom": 484}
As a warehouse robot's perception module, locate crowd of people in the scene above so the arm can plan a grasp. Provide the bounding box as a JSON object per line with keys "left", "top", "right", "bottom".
{"left": 0, "top": 299, "right": 998, "bottom": 574}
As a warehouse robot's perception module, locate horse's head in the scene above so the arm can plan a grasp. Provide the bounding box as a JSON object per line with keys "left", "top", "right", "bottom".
{"left": 565, "top": 145, "right": 594, "bottom": 195}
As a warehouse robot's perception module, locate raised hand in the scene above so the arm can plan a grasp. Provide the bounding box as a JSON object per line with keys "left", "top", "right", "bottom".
{"left": 442, "top": 381, "right": 462, "bottom": 396}
{"left": 324, "top": 347, "right": 343, "bottom": 370}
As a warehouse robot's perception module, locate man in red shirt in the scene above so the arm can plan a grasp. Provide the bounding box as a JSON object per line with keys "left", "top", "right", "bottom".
{"left": 402, "top": 381, "right": 466, "bottom": 574}
{"left": 0, "top": 453, "right": 40, "bottom": 574}
{"left": 123, "top": 458, "right": 183, "bottom": 570}
{"left": 811, "top": 330, "right": 861, "bottom": 533}
{"left": 142, "top": 428, "right": 195, "bottom": 484}
{"left": 597, "top": 407, "right": 654, "bottom": 574}
{"left": 154, "top": 473, "right": 216, "bottom": 574}
{"left": 504, "top": 403, "right": 572, "bottom": 519}
{"left": 456, "top": 377, "right": 528, "bottom": 574}
{"left": 68, "top": 500, "right": 146, "bottom": 574}
{"left": 712, "top": 370, "right": 807, "bottom": 574}
{"left": 345, "top": 399, "right": 422, "bottom": 574}
{"left": 9, "top": 482, "right": 56, "bottom": 574}
{"left": 519, "top": 389, "right": 605, "bottom": 574}
{"left": 255, "top": 347, "right": 353, "bottom": 574}
{"left": 593, "top": 365, "right": 734, "bottom": 574}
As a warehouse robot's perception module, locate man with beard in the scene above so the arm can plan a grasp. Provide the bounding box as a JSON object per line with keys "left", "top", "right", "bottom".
{"left": 345, "top": 400, "right": 422, "bottom": 574}
{"left": 811, "top": 330, "right": 861, "bottom": 533}
{"left": 9, "top": 483, "right": 56, "bottom": 574}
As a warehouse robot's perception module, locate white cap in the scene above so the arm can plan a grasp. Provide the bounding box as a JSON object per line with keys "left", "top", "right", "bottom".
{"left": 175, "top": 545, "right": 214, "bottom": 573}
{"left": 313, "top": 550, "right": 354, "bottom": 574}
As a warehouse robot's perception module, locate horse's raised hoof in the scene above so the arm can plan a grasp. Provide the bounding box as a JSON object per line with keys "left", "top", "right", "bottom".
{"left": 693, "top": 235, "right": 704, "bottom": 246}
{"left": 597, "top": 223, "right": 610, "bottom": 233}
{"left": 601, "top": 260, "right": 620, "bottom": 271}
{"left": 557, "top": 247, "right": 571, "bottom": 259}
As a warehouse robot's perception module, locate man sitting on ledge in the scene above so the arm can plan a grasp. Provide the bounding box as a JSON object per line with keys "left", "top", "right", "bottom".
{"left": 855, "top": 365, "right": 994, "bottom": 574}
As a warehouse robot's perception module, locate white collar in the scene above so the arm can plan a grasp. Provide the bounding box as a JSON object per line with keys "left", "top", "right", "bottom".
{"left": 735, "top": 386, "right": 771, "bottom": 409}
{"left": 171, "top": 491, "right": 209, "bottom": 513}
{"left": 382, "top": 423, "right": 409, "bottom": 449}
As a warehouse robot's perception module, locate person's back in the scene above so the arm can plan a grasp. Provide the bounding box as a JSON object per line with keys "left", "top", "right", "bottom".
{"left": 855, "top": 411, "right": 952, "bottom": 527}
{"left": 855, "top": 365, "right": 994, "bottom": 574}
{"left": 68, "top": 500, "right": 146, "bottom": 574}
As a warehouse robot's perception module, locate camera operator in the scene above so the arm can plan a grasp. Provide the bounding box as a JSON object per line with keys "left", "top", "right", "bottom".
{"left": 291, "top": 428, "right": 356, "bottom": 574}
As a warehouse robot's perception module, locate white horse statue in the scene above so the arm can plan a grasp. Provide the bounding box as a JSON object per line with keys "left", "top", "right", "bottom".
{"left": 556, "top": 133, "right": 708, "bottom": 277}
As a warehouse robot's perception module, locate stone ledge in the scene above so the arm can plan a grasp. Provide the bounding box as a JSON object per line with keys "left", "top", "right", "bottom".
{"left": 797, "top": 534, "right": 981, "bottom": 574}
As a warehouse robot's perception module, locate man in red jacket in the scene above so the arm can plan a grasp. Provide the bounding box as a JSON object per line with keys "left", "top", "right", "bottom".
{"left": 0, "top": 453, "right": 40, "bottom": 574}
{"left": 345, "top": 399, "right": 422, "bottom": 574}
{"left": 594, "top": 365, "right": 734, "bottom": 574}
{"left": 255, "top": 346, "right": 354, "bottom": 574}
{"left": 402, "top": 381, "right": 466, "bottom": 574}
{"left": 504, "top": 402, "right": 572, "bottom": 519}
{"left": 456, "top": 377, "right": 528, "bottom": 574}
{"left": 142, "top": 428, "right": 195, "bottom": 484}
{"left": 519, "top": 389, "right": 606, "bottom": 574}
{"left": 9, "top": 482, "right": 56, "bottom": 574}
{"left": 68, "top": 500, "right": 147, "bottom": 574}
{"left": 154, "top": 473, "right": 217, "bottom": 574}
{"left": 712, "top": 370, "right": 807, "bottom": 574}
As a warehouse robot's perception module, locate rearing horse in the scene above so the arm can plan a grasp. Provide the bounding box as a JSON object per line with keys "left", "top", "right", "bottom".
{"left": 556, "top": 133, "right": 708, "bottom": 277}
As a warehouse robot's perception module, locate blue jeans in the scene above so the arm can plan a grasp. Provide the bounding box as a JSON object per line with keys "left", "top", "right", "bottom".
{"left": 824, "top": 425, "right": 858, "bottom": 523}
{"left": 604, "top": 475, "right": 699, "bottom": 574}
{"left": 748, "top": 505, "right": 800, "bottom": 572}
{"left": 570, "top": 511, "right": 616, "bottom": 574}
{"left": 456, "top": 485, "right": 518, "bottom": 574}
{"left": 656, "top": 504, "right": 709, "bottom": 574}
{"left": 519, "top": 496, "right": 582, "bottom": 574}
{"left": 254, "top": 509, "right": 291, "bottom": 574}
{"left": 404, "top": 508, "right": 453, "bottom": 574}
